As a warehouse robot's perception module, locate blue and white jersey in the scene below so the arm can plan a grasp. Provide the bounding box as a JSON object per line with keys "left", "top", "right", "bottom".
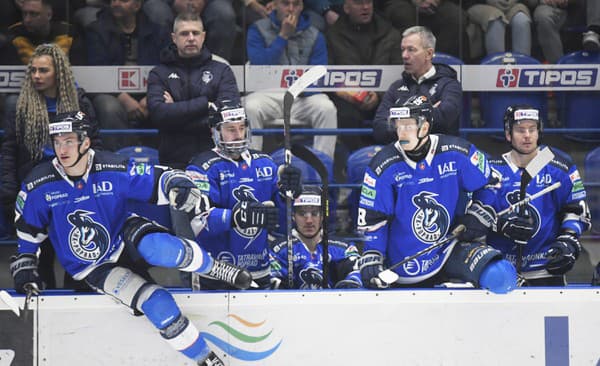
{"left": 270, "top": 232, "right": 361, "bottom": 289}
{"left": 15, "top": 150, "right": 172, "bottom": 280}
{"left": 474, "top": 146, "right": 590, "bottom": 274}
{"left": 186, "top": 149, "right": 281, "bottom": 274}
{"left": 357, "top": 135, "right": 492, "bottom": 284}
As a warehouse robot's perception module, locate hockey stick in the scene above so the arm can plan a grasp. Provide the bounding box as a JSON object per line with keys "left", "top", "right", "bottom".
{"left": 283, "top": 65, "right": 328, "bottom": 288}
{"left": 377, "top": 225, "right": 466, "bottom": 285}
{"left": 497, "top": 181, "right": 561, "bottom": 217}
{"left": 0, "top": 290, "right": 20, "bottom": 316}
{"left": 516, "top": 146, "right": 555, "bottom": 272}
{"left": 291, "top": 143, "right": 330, "bottom": 288}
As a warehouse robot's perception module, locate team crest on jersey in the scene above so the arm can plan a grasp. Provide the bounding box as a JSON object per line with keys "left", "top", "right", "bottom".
{"left": 233, "top": 185, "right": 261, "bottom": 238}
{"left": 67, "top": 210, "right": 111, "bottom": 262}
{"left": 504, "top": 190, "right": 541, "bottom": 236}
{"left": 411, "top": 192, "right": 450, "bottom": 243}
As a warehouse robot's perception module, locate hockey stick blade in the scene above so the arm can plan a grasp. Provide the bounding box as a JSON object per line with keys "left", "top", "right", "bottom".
{"left": 287, "top": 65, "right": 327, "bottom": 99}
{"left": 0, "top": 290, "right": 20, "bottom": 316}
{"left": 378, "top": 225, "right": 466, "bottom": 285}
{"left": 524, "top": 146, "right": 554, "bottom": 179}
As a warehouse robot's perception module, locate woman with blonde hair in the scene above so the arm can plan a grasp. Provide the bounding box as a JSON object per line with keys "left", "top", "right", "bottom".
{"left": 1, "top": 42, "right": 101, "bottom": 288}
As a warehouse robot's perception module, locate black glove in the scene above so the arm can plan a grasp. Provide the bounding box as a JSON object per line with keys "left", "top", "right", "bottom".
{"left": 299, "top": 265, "right": 324, "bottom": 289}
{"left": 165, "top": 171, "right": 207, "bottom": 214}
{"left": 497, "top": 212, "right": 535, "bottom": 244}
{"left": 457, "top": 202, "right": 496, "bottom": 242}
{"left": 358, "top": 251, "right": 388, "bottom": 289}
{"left": 546, "top": 232, "right": 582, "bottom": 275}
{"left": 9, "top": 253, "right": 43, "bottom": 295}
{"left": 277, "top": 165, "right": 302, "bottom": 199}
{"left": 334, "top": 270, "right": 362, "bottom": 289}
{"left": 232, "top": 201, "right": 279, "bottom": 230}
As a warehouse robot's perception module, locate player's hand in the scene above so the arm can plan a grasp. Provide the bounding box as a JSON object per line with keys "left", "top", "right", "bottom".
{"left": 278, "top": 165, "right": 302, "bottom": 199}
{"left": 334, "top": 270, "right": 362, "bottom": 289}
{"left": 10, "top": 254, "right": 43, "bottom": 295}
{"left": 497, "top": 212, "right": 534, "bottom": 244}
{"left": 457, "top": 202, "right": 496, "bottom": 242}
{"left": 165, "top": 172, "right": 207, "bottom": 214}
{"left": 279, "top": 13, "right": 297, "bottom": 39}
{"left": 545, "top": 232, "right": 581, "bottom": 275}
{"left": 232, "top": 201, "right": 279, "bottom": 230}
{"left": 358, "top": 251, "right": 388, "bottom": 289}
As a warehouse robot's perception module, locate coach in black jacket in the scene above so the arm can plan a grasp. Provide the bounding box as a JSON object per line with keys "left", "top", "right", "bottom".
{"left": 147, "top": 12, "right": 241, "bottom": 169}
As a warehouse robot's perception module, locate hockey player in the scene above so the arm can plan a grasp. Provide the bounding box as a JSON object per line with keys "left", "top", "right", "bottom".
{"left": 270, "top": 186, "right": 362, "bottom": 289}
{"left": 474, "top": 105, "right": 591, "bottom": 286}
{"left": 356, "top": 95, "right": 517, "bottom": 293}
{"left": 9, "top": 111, "right": 253, "bottom": 366}
{"left": 185, "top": 101, "right": 302, "bottom": 289}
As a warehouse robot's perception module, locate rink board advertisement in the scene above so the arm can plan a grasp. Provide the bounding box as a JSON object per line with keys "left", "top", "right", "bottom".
{"left": 0, "top": 288, "right": 599, "bottom": 366}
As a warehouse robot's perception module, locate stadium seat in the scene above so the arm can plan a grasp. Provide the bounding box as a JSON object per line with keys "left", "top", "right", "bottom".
{"left": 433, "top": 52, "right": 472, "bottom": 128}
{"left": 116, "top": 146, "right": 170, "bottom": 228}
{"left": 556, "top": 51, "right": 600, "bottom": 140}
{"left": 271, "top": 146, "right": 337, "bottom": 231}
{"left": 346, "top": 145, "right": 384, "bottom": 231}
{"left": 584, "top": 147, "right": 600, "bottom": 233}
{"left": 478, "top": 52, "right": 548, "bottom": 130}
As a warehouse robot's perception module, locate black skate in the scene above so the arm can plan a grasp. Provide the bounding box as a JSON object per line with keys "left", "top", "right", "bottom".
{"left": 202, "top": 259, "right": 253, "bottom": 290}
{"left": 198, "top": 351, "right": 225, "bottom": 366}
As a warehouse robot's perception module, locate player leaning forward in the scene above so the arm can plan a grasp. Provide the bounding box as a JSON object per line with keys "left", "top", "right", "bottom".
{"left": 357, "top": 95, "right": 517, "bottom": 292}
{"left": 10, "top": 111, "right": 252, "bottom": 365}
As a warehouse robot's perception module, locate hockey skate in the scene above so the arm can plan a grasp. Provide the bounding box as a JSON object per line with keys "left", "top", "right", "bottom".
{"left": 198, "top": 351, "right": 225, "bottom": 366}
{"left": 202, "top": 259, "right": 253, "bottom": 290}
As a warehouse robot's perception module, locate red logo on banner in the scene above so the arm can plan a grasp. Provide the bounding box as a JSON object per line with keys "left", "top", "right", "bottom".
{"left": 280, "top": 69, "right": 304, "bottom": 88}
{"left": 118, "top": 68, "right": 140, "bottom": 90}
{"left": 496, "top": 68, "right": 520, "bottom": 88}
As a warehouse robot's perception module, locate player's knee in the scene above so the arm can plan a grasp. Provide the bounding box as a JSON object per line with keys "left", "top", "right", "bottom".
{"left": 102, "top": 267, "right": 158, "bottom": 312}
{"left": 122, "top": 215, "right": 170, "bottom": 249}
{"left": 140, "top": 287, "right": 181, "bottom": 329}
{"left": 479, "top": 259, "right": 518, "bottom": 294}
{"left": 138, "top": 232, "right": 186, "bottom": 267}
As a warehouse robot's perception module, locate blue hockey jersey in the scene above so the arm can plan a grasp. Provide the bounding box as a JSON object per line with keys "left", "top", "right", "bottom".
{"left": 474, "top": 146, "right": 590, "bottom": 275}
{"left": 357, "top": 135, "right": 492, "bottom": 284}
{"left": 270, "top": 231, "right": 361, "bottom": 289}
{"left": 15, "top": 150, "right": 173, "bottom": 280}
{"left": 186, "top": 149, "right": 282, "bottom": 274}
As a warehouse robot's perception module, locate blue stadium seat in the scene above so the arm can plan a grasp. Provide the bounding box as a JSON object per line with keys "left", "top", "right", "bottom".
{"left": 584, "top": 147, "right": 600, "bottom": 233}
{"left": 556, "top": 51, "right": 600, "bottom": 138}
{"left": 116, "top": 146, "right": 170, "bottom": 228}
{"left": 346, "top": 145, "right": 384, "bottom": 230}
{"left": 271, "top": 147, "right": 337, "bottom": 230}
{"left": 479, "top": 52, "right": 547, "bottom": 129}
{"left": 433, "top": 52, "right": 472, "bottom": 129}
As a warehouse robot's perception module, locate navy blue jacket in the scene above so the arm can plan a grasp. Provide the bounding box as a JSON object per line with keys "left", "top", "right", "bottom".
{"left": 147, "top": 44, "right": 241, "bottom": 169}
{"left": 372, "top": 63, "right": 463, "bottom": 144}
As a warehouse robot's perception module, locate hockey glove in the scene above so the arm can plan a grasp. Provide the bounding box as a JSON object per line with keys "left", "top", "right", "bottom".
{"left": 545, "top": 232, "right": 582, "bottom": 275}
{"left": 165, "top": 172, "right": 207, "bottom": 214}
{"left": 299, "top": 264, "right": 324, "bottom": 289}
{"left": 358, "top": 251, "right": 388, "bottom": 289}
{"left": 334, "top": 270, "right": 362, "bottom": 289}
{"left": 9, "top": 253, "right": 43, "bottom": 295}
{"left": 277, "top": 165, "right": 302, "bottom": 199}
{"left": 497, "top": 211, "right": 534, "bottom": 245}
{"left": 456, "top": 201, "right": 496, "bottom": 242}
{"left": 232, "top": 201, "right": 279, "bottom": 230}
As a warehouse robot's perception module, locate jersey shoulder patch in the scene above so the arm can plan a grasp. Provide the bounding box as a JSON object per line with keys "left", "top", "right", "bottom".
{"left": 23, "top": 162, "right": 60, "bottom": 191}
{"left": 547, "top": 146, "right": 574, "bottom": 172}
{"left": 368, "top": 144, "right": 404, "bottom": 177}
{"left": 435, "top": 135, "right": 472, "bottom": 156}
{"left": 189, "top": 150, "right": 222, "bottom": 171}
{"left": 328, "top": 239, "right": 350, "bottom": 249}
{"left": 92, "top": 151, "right": 129, "bottom": 172}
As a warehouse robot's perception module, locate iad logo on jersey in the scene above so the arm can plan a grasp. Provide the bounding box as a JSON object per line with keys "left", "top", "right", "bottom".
{"left": 411, "top": 192, "right": 450, "bottom": 243}
{"left": 67, "top": 210, "right": 110, "bottom": 262}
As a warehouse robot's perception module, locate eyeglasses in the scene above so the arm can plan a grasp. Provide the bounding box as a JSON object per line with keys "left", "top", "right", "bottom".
{"left": 294, "top": 208, "right": 321, "bottom": 218}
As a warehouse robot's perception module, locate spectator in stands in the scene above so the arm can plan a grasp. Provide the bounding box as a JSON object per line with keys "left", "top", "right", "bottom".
{"left": 376, "top": 0, "right": 470, "bottom": 60}
{"left": 533, "top": 0, "right": 599, "bottom": 63}
{"left": 467, "top": 0, "right": 534, "bottom": 56}
{"left": 270, "top": 185, "right": 362, "bottom": 289}
{"left": 147, "top": 12, "right": 241, "bottom": 169}
{"left": 244, "top": 0, "right": 337, "bottom": 159}
{"left": 0, "top": 43, "right": 101, "bottom": 289}
{"left": 326, "top": 0, "right": 402, "bottom": 152}
{"left": 372, "top": 26, "right": 462, "bottom": 144}
{"left": 0, "top": 0, "right": 83, "bottom": 65}
{"left": 302, "top": 0, "right": 343, "bottom": 31}
{"left": 475, "top": 104, "right": 591, "bottom": 286}
{"left": 85, "top": 0, "right": 170, "bottom": 150}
